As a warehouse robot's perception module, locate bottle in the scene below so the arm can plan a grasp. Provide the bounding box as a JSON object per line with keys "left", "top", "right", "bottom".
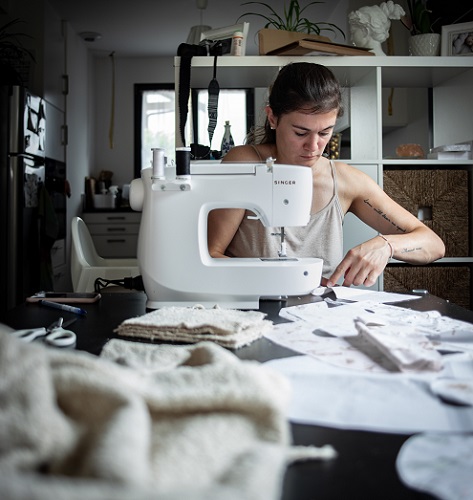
{"left": 231, "top": 31, "right": 244, "bottom": 56}
{"left": 220, "top": 121, "right": 235, "bottom": 157}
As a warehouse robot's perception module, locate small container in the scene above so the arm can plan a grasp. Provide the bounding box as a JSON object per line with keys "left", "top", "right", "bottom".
{"left": 231, "top": 31, "right": 244, "bottom": 56}
{"left": 93, "top": 193, "right": 116, "bottom": 209}
{"left": 220, "top": 121, "right": 235, "bottom": 157}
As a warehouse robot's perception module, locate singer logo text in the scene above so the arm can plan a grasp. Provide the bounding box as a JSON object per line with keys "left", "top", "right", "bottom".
{"left": 274, "top": 180, "right": 296, "bottom": 185}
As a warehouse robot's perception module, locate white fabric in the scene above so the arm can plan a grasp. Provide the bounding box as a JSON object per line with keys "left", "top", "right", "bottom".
{"left": 114, "top": 305, "right": 273, "bottom": 348}
{"left": 354, "top": 317, "right": 443, "bottom": 372}
{"left": 0, "top": 332, "right": 336, "bottom": 500}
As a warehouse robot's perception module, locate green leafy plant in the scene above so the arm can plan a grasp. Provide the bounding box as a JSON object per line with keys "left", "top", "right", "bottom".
{"left": 401, "top": 0, "right": 440, "bottom": 35}
{"left": 0, "top": 18, "right": 35, "bottom": 84}
{"left": 237, "top": 0, "right": 345, "bottom": 39}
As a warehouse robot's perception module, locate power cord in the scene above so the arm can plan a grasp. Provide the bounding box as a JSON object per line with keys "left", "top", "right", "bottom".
{"left": 94, "top": 275, "right": 144, "bottom": 294}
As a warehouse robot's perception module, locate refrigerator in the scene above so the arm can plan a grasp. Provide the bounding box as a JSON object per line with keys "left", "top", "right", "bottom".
{"left": 0, "top": 85, "right": 62, "bottom": 317}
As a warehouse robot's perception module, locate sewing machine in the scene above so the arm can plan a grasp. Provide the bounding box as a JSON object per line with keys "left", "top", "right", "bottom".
{"left": 129, "top": 156, "right": 323, "bottom": 309}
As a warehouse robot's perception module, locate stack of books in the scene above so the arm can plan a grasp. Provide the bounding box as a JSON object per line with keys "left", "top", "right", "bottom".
{"left": 427, "top": 141, "right": 472, "bottom": 160}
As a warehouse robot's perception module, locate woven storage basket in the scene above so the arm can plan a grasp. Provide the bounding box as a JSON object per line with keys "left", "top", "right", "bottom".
{"left": 384, "top": 265, "right": 471, "bottom": 310}
{"left": 383, "top": 169, "right": 469, "bottom": 257}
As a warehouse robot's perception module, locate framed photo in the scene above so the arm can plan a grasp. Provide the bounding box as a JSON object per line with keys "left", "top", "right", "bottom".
{"left": 200, "top": 22, "right": 250, "bottom": 56}
{"left": 441, "top": 22, "right": 473, "bottom": 56}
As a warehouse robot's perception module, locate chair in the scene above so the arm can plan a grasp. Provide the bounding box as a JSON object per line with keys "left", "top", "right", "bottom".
{"left": 71, "top": 216, "right": 140, "bottom": 292}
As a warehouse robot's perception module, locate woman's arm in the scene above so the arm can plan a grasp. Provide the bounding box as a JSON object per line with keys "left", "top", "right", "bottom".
{"left": 207, "top": 145, "right": 262, "bottom": 258}
{"left": 327, "top": 164, "right": 445, "bottom": 287}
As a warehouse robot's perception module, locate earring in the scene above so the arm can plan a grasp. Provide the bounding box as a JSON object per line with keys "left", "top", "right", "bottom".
{"left": 270, "top": 126, "right": 275, "bottom": 130}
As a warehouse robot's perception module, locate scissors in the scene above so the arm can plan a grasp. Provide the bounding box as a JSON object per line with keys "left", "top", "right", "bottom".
{"left": 11, "top": 317, "right": 77, "bottom": 348}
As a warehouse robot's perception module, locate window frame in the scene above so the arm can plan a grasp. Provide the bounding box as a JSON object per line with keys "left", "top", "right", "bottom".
{"left": 134, "top": 83, "right": 254, "bottom": 179}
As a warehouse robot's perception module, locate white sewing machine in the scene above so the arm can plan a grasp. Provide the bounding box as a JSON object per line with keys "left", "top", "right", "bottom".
{"left": 129, "top": 157, "right": 323, "bottom": 309}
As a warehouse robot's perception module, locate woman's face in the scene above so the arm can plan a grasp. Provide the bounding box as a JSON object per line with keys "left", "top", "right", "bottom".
{"left": 266, "top": 106, "right": 339, "bottom": 167}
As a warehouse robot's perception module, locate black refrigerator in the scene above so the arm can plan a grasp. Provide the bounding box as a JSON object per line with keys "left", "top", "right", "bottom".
{"left": 0, "top": 85, "right": 63, "bottom": 317}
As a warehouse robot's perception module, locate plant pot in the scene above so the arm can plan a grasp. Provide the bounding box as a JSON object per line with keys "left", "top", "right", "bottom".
{"left": 409, "top": 33, "right": 441, "bottom": 56}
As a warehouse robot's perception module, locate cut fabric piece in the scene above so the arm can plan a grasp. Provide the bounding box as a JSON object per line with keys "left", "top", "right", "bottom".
{"left": 115, "top": 305, "right": 272, "bottom": 348}
{"left": 396, "top": 433, "right": 473, "bottom": 500}
{"left": 354, "top": 317, "right": 443, "bottom": 372}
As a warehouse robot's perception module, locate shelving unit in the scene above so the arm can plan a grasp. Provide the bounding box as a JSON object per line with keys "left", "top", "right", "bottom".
{"left": 174, "top": 55, "right": 473, "bottom": 307}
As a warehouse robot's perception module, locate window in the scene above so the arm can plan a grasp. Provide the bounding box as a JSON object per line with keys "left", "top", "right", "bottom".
{"left": 134, "top": 84, "right": 254, "bottom": 179}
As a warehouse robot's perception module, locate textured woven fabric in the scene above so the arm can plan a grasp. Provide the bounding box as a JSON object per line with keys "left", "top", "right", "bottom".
{"left": 115, "top": 306, "right": 273, "bottom": 348}
{"left": 0, "top": 333, "right": 336, "bottom": 500}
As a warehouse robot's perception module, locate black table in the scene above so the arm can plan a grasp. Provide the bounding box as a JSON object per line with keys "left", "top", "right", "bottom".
{"left": 3, "top": 291, "right": 473, "bottom": 500}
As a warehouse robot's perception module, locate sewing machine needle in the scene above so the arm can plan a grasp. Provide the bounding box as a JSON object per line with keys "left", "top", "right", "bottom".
{"left": 279, "top": 227, "right": 287, "bottom": 258}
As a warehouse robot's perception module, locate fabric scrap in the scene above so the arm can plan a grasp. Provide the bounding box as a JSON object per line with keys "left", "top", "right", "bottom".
{"left": 114, "top": 305, "right": 273, "bottom": 348}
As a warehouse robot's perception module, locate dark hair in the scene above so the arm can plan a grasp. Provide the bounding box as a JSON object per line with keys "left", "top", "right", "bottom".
{"left": 247, "top": 62, "right": 344, "bottom": 145}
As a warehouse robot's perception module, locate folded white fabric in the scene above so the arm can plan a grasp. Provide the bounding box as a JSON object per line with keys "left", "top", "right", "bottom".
{"left": 114, "top": 305, "right": 273, "bottom": 348}
{"left": 354, "top": 317, "right": 443, "bottom": 372}
{"left": 0, "top": 332, "right": 336, "bottom": 500}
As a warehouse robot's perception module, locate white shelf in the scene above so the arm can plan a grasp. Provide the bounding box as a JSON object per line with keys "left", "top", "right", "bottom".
{"left": 175, "top": 55, "right": 473, "bottom": 88}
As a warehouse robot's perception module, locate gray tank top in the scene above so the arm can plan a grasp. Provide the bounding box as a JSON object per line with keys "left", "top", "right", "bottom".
{"left": 225, "top": 159, "right": 344, "bottom": 279}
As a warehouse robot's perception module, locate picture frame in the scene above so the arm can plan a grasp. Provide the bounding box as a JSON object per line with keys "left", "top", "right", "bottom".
{"left": 441, "top": 22, "right": 473, "bottom": 56}
{"left": 200, "top": 22, "right": 250, "bottom": 56}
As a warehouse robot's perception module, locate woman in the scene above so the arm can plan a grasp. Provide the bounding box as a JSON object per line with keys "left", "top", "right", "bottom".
{"left": 208, "top": 62, "right": 445, "bottom": 288}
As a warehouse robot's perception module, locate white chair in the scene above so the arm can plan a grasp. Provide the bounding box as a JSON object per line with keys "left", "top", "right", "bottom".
{"left": 71, "top": 216, "right": 140, "bottom": 292}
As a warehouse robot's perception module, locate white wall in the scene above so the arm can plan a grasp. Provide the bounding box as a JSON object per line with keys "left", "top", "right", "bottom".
{"left": 92, "top": 56, "right": 175, "bottom": 187}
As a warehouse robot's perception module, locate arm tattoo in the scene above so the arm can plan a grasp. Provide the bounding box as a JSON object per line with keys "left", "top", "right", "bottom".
{"left": 363, "top": 199, "right": 406, "bottom": 233}
{"left": 401, "top": 247, "right": 422, "bottom": 254}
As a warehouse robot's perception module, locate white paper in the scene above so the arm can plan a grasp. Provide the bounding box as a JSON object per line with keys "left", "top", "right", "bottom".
{"left": 311, "top": 286, "right": 420, "bottom": 303}
{"left": 264, "top": 354, "right": 473, "bottom": 434}
{"left": 277, "top": 301, "right": 473, "bottom": 354}
{"left": 396, "top": 434, "right": 473, "bottom": 500}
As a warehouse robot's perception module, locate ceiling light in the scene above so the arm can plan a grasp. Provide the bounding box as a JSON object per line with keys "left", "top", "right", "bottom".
{"left": 186, "top": 0, "right": 211, "bottom": 45}
{"left": 79, "top": 32, "right": 102, "bottom": 42}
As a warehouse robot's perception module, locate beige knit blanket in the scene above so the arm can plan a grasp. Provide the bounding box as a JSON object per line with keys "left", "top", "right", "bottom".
{"left": 114, "top": 306, "right": 273, "bottom": 348}
{"left": 0, "top": 331, "right": 336, "bottom": 500}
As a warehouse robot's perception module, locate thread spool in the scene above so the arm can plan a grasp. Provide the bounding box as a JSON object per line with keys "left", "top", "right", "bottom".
{"left": 175, "top": 146, "right": 191, "bottom": 178}
{"left": 152, "top": 148, "right": 166, "bottom": 178}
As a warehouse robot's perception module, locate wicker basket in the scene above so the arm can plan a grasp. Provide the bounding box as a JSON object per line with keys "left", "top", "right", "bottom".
{"left": 384, "top": 265, "right": 471, "bottom": 309}
{"left": 383, "top": 169, "right": 469, "bottom": 257}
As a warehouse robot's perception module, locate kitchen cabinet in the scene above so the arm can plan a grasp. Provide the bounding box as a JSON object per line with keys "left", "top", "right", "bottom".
{"left": 81, "top": 212, "right": 141, "bottom": 258}
{"left": 45, "top": 100, "right": 65, "bottom": 162}
{"left": 174, "top": 55, "right": 473, "bottom": 305}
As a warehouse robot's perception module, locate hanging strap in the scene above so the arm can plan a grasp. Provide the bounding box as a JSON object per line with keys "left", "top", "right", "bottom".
{"left": 207, "top": 54, "right": 220, "bottom": 148}
{"left": 177, "top": 43, "right": 206, "bottom": 147}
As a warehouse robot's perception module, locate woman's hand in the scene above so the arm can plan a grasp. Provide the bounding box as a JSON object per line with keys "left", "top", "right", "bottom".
{"left": 326, "top": 235, "right": 392, "bottom": 288}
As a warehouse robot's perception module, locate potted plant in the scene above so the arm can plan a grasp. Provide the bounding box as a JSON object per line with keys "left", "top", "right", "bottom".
{"left": 0, "top": 18, "right": 36, "bottom": 85}
{"left": 237, "top": 0, "right": 346, "bottom": 55}
{"left": 400, "top": 0, "right": 441, "bottom": 55}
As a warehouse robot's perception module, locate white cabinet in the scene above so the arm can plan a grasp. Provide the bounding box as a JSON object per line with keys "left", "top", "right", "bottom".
{"left": 174, "top": 56, "right": 473, "bottom": 305}
{"left": 82, "top": 212, "right": 141, "bottom": 258}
